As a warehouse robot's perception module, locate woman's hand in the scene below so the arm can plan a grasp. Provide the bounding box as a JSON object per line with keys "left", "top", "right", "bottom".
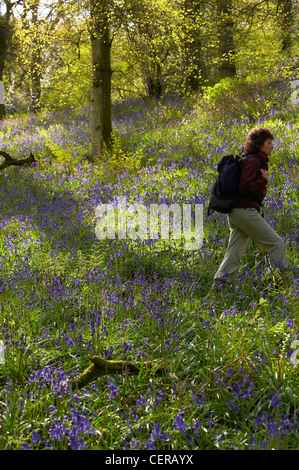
{"left": 260, "top": 169, "right": 268, "bottom": 181}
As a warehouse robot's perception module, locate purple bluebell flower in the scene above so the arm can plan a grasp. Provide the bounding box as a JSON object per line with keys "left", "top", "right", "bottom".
{"left": 193, "top": 420, "right": 200, "bottom": 437}
{"left": 269, "top": 392, "right": 281, "bottom": 409}
{"left": 145, "top": 440, "right": 156, "bottom": 450}
{"left": 254, "top": 416, "right": 264, "bottom": 426}
{"left": 106, "top": 381, "right": 121, "bottom": 402}
{"left": 173, "top": 411, "right": 186, "bottom": 435}
{"left": 20, "top": 442, "right": 31, "bottom": 450}
{"left": 151, "top": 421, "right": 165, "bottom": 442}
{"left": 155, "top": 389, "right": 164, "bottom": 407}
{"left": 136, "top": 394, "right": 147, "bottom": 410}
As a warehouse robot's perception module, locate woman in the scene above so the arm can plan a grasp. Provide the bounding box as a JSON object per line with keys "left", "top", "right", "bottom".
{"left": 212, "top": 127, "right": 287, "bottom": 289}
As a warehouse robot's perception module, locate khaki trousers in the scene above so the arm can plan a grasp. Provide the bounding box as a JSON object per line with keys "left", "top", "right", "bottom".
{"left": 214, "top": 208, "right": 287, "bottom": 282}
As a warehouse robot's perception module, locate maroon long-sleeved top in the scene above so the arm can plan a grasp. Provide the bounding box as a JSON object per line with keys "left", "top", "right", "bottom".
{"left": 234, "top": 151, "right": 269, "bottom": 212}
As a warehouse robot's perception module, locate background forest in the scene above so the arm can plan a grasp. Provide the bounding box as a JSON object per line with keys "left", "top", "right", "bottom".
{"left": 1, "top": 0, "right": 298, "bottom": 119}
{"left": 0, "top": 0, "right": 299, "bottom": 452}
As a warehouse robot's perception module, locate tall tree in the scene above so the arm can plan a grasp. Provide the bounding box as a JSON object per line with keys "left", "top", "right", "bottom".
{"left": 0, "top": 0, "right": 14, "bottom": 120}
{"left": 180, "top": 0, "right": 210, "bottom": 91}
{"left": 0, "top": 16, "right": 7, "bottom": 120}
{"left": 20, "top": 0, "right": 64, "bottom": 113}
{"left": 89, "top": 0, "right": 112, "bottom": 156}
{"left": 216, "top": 0, "right": 236, "bottom": 79}
{"left": 29, "top": 0, "right": 42, "bottom": 113}
{"left": 277, "top": 0, "right": 295, "bottom": 55}
{"left": 123, "top": 0, "right": 176, "bottom": 99}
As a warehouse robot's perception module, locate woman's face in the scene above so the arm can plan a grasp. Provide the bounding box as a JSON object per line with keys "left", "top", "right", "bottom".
{"left": 260, "top": 138, "right": 274, "bottom": 156}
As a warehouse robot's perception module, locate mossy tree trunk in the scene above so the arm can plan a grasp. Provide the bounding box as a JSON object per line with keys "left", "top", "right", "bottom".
{"left": 72, "top": 356, "right": 164, "bottom": 390}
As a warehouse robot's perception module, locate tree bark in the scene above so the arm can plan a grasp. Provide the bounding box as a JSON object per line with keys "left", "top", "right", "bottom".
{"left": 145, "top": 61, "right": 163, "bottom": 99}
{"left": 0, "top": 15, "right": 9, "bottom": 120}
{"left": 216, "top": 0, "right": 236, "bottom": 80}
{"left": 277, "top": 0, "right": 294, "bottom": 54}
{"left": 90, "top": 0, "right": 112, "bottom": 157}
{"left": 181, "top": 0, "right": 208, "bottom": 92}
{"left": 30, "top": 0, "right": 42, "bottom": 114}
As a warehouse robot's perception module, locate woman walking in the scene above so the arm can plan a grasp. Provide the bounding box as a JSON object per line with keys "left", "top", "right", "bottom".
{"left": 212, "top": 127, "right": 287, "bottom": 289}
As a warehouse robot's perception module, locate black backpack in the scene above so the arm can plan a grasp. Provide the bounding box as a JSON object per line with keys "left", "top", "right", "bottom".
{"left": 207, "top": 154, "right": 264, "bottom": 216}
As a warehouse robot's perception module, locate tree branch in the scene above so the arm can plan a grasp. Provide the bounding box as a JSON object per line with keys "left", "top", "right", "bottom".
{"left": 0, "top": 150, "right": 36, "bottom": 170}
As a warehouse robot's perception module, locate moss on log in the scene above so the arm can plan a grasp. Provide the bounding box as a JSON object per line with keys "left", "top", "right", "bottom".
{"left": 72, "top": 356, "right": 164, "bottom": 390}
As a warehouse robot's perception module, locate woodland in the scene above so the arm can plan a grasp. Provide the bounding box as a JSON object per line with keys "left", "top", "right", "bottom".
{"left": 0, "top": 0, "right": 299, "bottom": 452}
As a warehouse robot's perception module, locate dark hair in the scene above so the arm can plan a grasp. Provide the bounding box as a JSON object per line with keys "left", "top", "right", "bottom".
{"left": 244, "top": 127, "right": 275, "bottom": 155}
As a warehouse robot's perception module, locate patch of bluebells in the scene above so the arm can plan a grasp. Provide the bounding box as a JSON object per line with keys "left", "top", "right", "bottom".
{"left": 1, "top": 94, "right": 299, "bottom": 451}
{"left": 28, "top": 364, "right": 72, "bottom": 399}
{"left": 173, "top": 411, "right": 186, "bottom": 435}
{"left": 226, "top": 376, "right": 255, "bottom": 414}
{"left": 106, "top": 381, "right": 121, "bottom": 402}
{"left": 250, "top": 410, "right": 296, "bottom": 450}
{"left": 14, "top": 366, "right": 96, "bottom": 449}
{"left": 27, "top": 407, "right": 96, "bottom": 450}
{"left": 151, "top": 421, "right": 165, "bottom": 442}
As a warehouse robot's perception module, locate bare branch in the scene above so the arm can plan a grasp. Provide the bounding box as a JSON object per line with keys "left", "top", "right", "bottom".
{"left": 0, "top": 150, "right": 36, "bottom": 170}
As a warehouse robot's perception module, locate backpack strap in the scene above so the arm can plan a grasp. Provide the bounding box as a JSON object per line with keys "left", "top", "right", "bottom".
{"left": 241, "top": 154, "right": 265, "bottom": 169}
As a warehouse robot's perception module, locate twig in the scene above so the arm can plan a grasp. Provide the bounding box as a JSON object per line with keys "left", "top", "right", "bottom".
{"left": 0, "top": 150, "right": 36, "bottom": 171}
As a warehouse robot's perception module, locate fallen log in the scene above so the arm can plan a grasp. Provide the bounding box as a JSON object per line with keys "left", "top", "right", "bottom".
{"left": 0, "top": 150, "right": 36, "bottom": 171}
{"left": 72, "top": 355, "right": 164, "bottom": 390}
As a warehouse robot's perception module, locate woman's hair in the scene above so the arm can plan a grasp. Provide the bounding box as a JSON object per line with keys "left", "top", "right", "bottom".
{"left": 244, "top": 127, "right": 275, "bottom": 154}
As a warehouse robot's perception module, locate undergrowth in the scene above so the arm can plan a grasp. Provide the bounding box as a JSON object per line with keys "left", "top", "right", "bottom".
{"left": 0, "top": 75, "right": 299, "bottom": 450}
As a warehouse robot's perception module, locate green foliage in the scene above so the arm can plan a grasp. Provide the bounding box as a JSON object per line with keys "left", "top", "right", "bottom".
{"left": 1, "top": 78, "right": 299, "bottom": 450}
{"left": 41, "top": 126, "right": 83, "bottom": 169}
{"left": 41, "top": 40, "right": 91, "bottom": 111}
{"left": 3, "top": 0, "right": 298, "bottom": 113}
{"left": 199, "top": 75, "right": 291, "bottom": 122}
{"left": 93, "top": 131, "right": 144, "bottom": 181}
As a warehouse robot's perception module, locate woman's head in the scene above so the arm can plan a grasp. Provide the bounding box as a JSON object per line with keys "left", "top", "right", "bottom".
{"left": 244, "top": 127, "right": 275, "bottom": 156}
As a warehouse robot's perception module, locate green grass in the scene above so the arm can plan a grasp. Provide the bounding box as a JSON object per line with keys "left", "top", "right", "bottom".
{"left": 0, "top": 83, "right": 299, "bottom": 450}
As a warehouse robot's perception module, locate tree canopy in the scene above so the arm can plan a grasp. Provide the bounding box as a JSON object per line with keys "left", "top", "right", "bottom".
{"left": 0, "top": 0, "right": 298, "bottom": 148}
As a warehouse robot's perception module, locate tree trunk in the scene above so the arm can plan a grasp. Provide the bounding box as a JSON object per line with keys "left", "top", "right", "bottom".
{"left": 90, "top": 0, "right": 112, "bottom": 157}
{"left": 216, "top": 0, "right": 236, "bottom": 80}
{"left": 278, "top": 0, "right": 294, "bottom": 54}
{"left": 145, "top": 61, "right": 163, "bottom": 99}
{"left": 0, "top": 1, "right": 14, "bottom": 120}
{"left": 0, "top": 16, "right": 9, "bottom": 120}
{"left": 181, "top": 0, "right": 208, "bottom": 92}
{"left": 30, "top": 0, "right": 42, "bottom": 114}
